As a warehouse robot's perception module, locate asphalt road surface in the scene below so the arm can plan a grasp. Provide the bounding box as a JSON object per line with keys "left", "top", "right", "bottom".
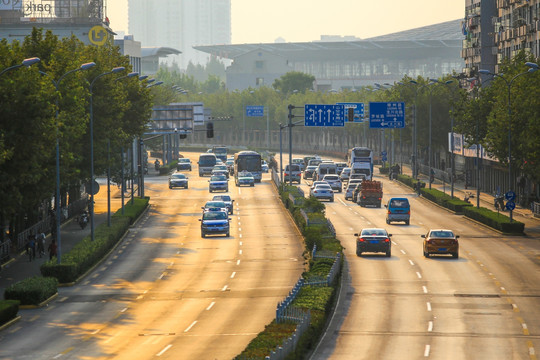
{"left": 0, "top": 152, "right": 304, "bottom": 360}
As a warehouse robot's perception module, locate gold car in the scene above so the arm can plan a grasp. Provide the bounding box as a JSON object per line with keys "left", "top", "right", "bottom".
{"left": 422, "top": 229, "right": 459, "bottom": 259}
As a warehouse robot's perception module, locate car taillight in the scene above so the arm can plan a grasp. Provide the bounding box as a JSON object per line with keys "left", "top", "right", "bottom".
{"left": 407, "top": 210, "right": 411, "bottom": 215}
{"left": 384, "top": 238, "right": 390, "bottom": 242}
{"left": 358, "top": 238, "right": 365, "bottom": 242}
{"left": 387, "top": 210, "right": 391, "bottom": 214}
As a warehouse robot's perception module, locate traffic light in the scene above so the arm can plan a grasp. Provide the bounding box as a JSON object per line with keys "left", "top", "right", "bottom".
{"left": 206, "top": 122, "right": 214, "bottom": 138}
{"left": 347, "top": 108, "right": 354, "bottom": 122}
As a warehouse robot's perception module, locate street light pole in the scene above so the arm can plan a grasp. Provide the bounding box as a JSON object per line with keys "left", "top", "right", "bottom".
{"left": 0, "top": 57, "right": 40, "bottom": 77}
{"left": 440, "top": 79, "right": 458, "bottom": 198}
{"left": 89, "top": 66, "right": 126, "bottom": 242}
{"left": 479, "top": 66, "right": 535, "bottom": 222}
{"left": 39, "top": 62, "right": 95, "bottom": 263}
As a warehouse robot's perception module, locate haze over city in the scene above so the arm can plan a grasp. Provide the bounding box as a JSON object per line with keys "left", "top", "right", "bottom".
{"left": 107, "top": 0, "right": 465, "bottom": 43}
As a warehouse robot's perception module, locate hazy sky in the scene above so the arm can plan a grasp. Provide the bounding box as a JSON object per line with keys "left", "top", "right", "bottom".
{"left": 107, "top": 0, "right": 464, "bottom": 43}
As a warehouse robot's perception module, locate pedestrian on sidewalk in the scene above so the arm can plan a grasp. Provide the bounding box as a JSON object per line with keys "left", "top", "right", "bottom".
{"left": 48, "top": 239, "right": 57, "bottom": 261}
{"left": 27, "top": 235, "right": 36, "bottom": 261}
{"left": 37, "top": 232, "right": 46, "bottom": 257}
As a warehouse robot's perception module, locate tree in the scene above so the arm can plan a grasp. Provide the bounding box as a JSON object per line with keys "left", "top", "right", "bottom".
{"left": 272, "top": 71, "right": 315, "bottom": 94}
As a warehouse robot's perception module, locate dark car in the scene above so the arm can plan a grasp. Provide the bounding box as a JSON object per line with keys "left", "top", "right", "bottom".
{"left": 168, "top": 173, "right": 188, "bottom": 189}
{"left": 209, "top": 174, "right": 228, "bottom": 192}
{"left": 354, "top": 228, "right": 392, "bottom": 257}
{"left": 199, "top": 210, "right": 230, "bottom": 237}
{"left": 422, "top": 229, "right": 459, "bottom": 258}
{"left": 176, "top": 158, "right": 192, "bottom": 171}
{"left": 212, "top": 195, "right": 234, "bottom": 214}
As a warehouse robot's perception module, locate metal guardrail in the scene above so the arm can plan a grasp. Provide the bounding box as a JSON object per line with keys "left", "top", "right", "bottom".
{"left": 533, "top": 201, "right": 540, "bottom": 218}
{"left": 0, "top": 240, "right": 11, "bottom": 264}
{"left": 266, "top": 310, "right": 311, "bottom": 360}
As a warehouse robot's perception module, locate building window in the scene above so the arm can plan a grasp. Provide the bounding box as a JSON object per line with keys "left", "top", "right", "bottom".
{"left": 255, "top": 60, "right": 264, "bottom": 69}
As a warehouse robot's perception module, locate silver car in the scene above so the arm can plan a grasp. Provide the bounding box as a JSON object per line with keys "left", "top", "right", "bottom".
{"left": 344, "top": 183, "right": 358, "bottom": 201}
{"left": 310, "top": 184, "right": 334, "bottom": 202}
{"left": 322, "top": 174, "right": 342, "bottom": 193}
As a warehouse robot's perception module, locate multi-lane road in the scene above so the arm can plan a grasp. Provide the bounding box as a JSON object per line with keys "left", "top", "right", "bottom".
{"left": 0, "top": 152, "right": 304, "bottom": 359}
{"left": 304, "top": 167, "right": 540, "bottom": 359}
{"left": 1, "top": 151, "right": 539, "bottom": 359}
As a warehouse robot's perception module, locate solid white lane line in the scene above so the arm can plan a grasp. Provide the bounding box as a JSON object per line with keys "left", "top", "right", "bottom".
{"left": 339, "top": 198, "right": 347, "bottom": 205}
{"left": 424, "top": 345, "right": 430, "bottom": 357}
{"left": 120, "top": 308, "right": 128, "bottom": 313}
{"left": 400, "top": 250, "right": 406, "bottom": 255}
{"left": 423, "top": 286, "right": 428, "bottom": 294}
{"left": 231, "top": 272, "right": 236, "bottom": 278}
{"left": 156, "top": 344, "right": 172, "bottom": 357}
{"left": 239, "top": 250, "right": 242, "bottom": 255}
{"left": 427, "top": 302, "right": 432, "bottom": 311}
{"left": 416, "top": 272, "right": 422, "bottom": 279}
{"left": 409, "top": 260, "right": 415, "bottom": 266}
{"left": 206, "top": 302, "right": 215, "bottom": 311}
{"left": 236, "top": 260, "right": 241, "bottom": 265}
{"left": 184, "top": 321, "right": 197, "bottom": 332}
{"left": 428, "top": 321, "right": 433, "bottom": 332}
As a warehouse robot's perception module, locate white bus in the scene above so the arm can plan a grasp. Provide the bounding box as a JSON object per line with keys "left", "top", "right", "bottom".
{"left": 234, "top": 151, "right": 262, "bottom": 183}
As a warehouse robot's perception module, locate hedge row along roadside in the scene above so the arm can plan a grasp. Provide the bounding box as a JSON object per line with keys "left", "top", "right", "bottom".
{"left": 235, "top": 185, "right": 343, "bottom": 359}
{"left": 395, "top": 173, "right": 525, "bottom": 234}
{"left": 1, "top": 197, "right": 149, "bottom": 322}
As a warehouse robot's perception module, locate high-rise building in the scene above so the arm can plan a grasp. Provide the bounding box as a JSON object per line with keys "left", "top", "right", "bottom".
{"left": 128, "top": 0, "right": 231, "bottom": 69}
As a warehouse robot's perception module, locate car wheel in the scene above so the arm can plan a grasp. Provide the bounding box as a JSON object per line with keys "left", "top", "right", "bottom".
{"left": 201, "top": 232, "right": 206, "bottom": 238}
{"left": 405, "top": 220, "right": 409, "bottom": 225}
{"left": 423, "top": 250, "right": 429, "bottom": 257}
{"left": 169, "top": 186, "right": 172, "bottom": 189}
{"left": 386, "top": 249, "right": 391, "bottom": 257}
{"left": 230, "top": 210, "right": 234, "bottom": 215}
{"left": 185, "top": 185, "right": 188, "bottom": 189}
{"left": 356, "top": 250, "right": 362, "bottom": 257}
{"left": 453, "top": 252, "right": 459, "bottom": 259}
{"left": 251, "top": 184, "right": 254, "bottom": 187}
{"left": 386, "top": 219, "right": 390, "bottom": 224}
{"left": 226, "top": 232, "right": 230, "bottom": 237}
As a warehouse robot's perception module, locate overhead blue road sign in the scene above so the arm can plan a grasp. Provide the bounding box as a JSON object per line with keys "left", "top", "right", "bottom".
{"left": 245, "top": 105, "right": 264, "bottom": 117}
{"left": 505, "top": 190, "right": 516, "bottom": 201}
{"left": 369, "top": 102, "right": 405, "bottom": 128}
{"left": 304, "top": 104, "right": 345, "bottom": 127}
{"left": 336, "top": 102, "right": 365, "bottom": 121}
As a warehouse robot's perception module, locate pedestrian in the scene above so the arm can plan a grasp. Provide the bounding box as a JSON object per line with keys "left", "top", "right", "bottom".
{"left": 48, "top": 239, "right": 57, "bottom": 261}
{"left": 37, "top": 232, "right": 46, "bottom": 257}
{"left": 28, "top": 235, "right": 36, "bottom": 261}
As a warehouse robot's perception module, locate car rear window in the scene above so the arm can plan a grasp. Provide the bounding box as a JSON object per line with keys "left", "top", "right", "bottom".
{"left": 390, "top": 199, "right": 409, "bottom": 208}
{"left": 324, "top": 175, "right": 339, "bottom": 180}
{"left": 431, "top": 231, "right": 454, "bottom": 238}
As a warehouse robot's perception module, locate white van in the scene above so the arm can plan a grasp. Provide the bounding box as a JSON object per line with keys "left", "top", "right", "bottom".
{"left": 314, "top": 162, "right": 337, "bottom": 181}
{"left": 198, "top": 153, "right": 217, "bottom": 176}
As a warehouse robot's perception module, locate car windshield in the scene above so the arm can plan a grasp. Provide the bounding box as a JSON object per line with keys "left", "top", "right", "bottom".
{"left": 210, "top": 175, "right": 227, "bottom": 181}
{"left": 171, "top": 174, "right": 186, "bottom": 179}
{"left": 347, "top": 184, "right": 358, "bottom": 190}
{"left": 179, "top": 159, "right": 190, "bottom": 163}
{"left": 213, "top": 195, "right": 231, "bottom": 202}
{"left": 390, "top": 199, "right": 409, "bottom": 208}
{"left": 214, "top": 165, "right": 227, "bottom": 171}
{"left": 430, "top": 231, "right": 454, "bottom": 238}
{"left": 205, "top": 201, "right": 226, "bottom": 208}
{"left": 240, "top": 172, "right": 253, "bottom": 177}
{"left": 203, "top": 212, "right": 227, "bottom": 220}
{"left": 361, "top": 229, "right": 387, "bottom": 236}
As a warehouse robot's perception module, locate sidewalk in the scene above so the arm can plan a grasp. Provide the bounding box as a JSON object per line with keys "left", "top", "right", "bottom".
{"left": 396, "top": 165, "right": 540, "bottom": 236}
{"left": 0, "top": 179, "right": 131, "bottom": 297}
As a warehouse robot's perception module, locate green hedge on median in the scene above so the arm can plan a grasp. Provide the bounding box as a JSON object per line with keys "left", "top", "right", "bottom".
{"left": 0, "top": 300, "right": 19, "bottom": 325}
{"left": 4, "top": 277, "right": 58, "bottom": 306}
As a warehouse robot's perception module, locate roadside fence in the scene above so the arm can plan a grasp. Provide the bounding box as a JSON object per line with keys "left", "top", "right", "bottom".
{"left": 265, "top": 310, "right": 311, "bottom": 360}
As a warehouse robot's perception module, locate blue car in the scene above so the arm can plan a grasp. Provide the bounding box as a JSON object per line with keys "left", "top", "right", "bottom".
{"left": 209, "top": 174, "right": 229, "bottom": 192}
{"left": 200, "top": 210, "right": 230, "bottom": 237}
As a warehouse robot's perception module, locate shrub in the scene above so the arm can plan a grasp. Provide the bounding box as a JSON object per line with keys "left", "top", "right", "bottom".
{"left": 4, "top": 277, "right": 58, "bottom": 306}
{"left": 463, "top": 206, "right": 525, "bottom": 234}
{"left": 0, "top": 300, "right": 19, "bottom": 325}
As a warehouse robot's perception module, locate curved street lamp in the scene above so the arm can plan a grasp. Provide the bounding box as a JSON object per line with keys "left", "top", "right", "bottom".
{"left": 39, "top": 62, "right": 96, "bottom": 263}
{"left": 0, "top": 57, "right": 40, "bottom": 77}
{"left": 89, "top": 66, "right": 126, "bottom": 242}
{"left": 478, "top": 65, "right": 536, "bottom": 221}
